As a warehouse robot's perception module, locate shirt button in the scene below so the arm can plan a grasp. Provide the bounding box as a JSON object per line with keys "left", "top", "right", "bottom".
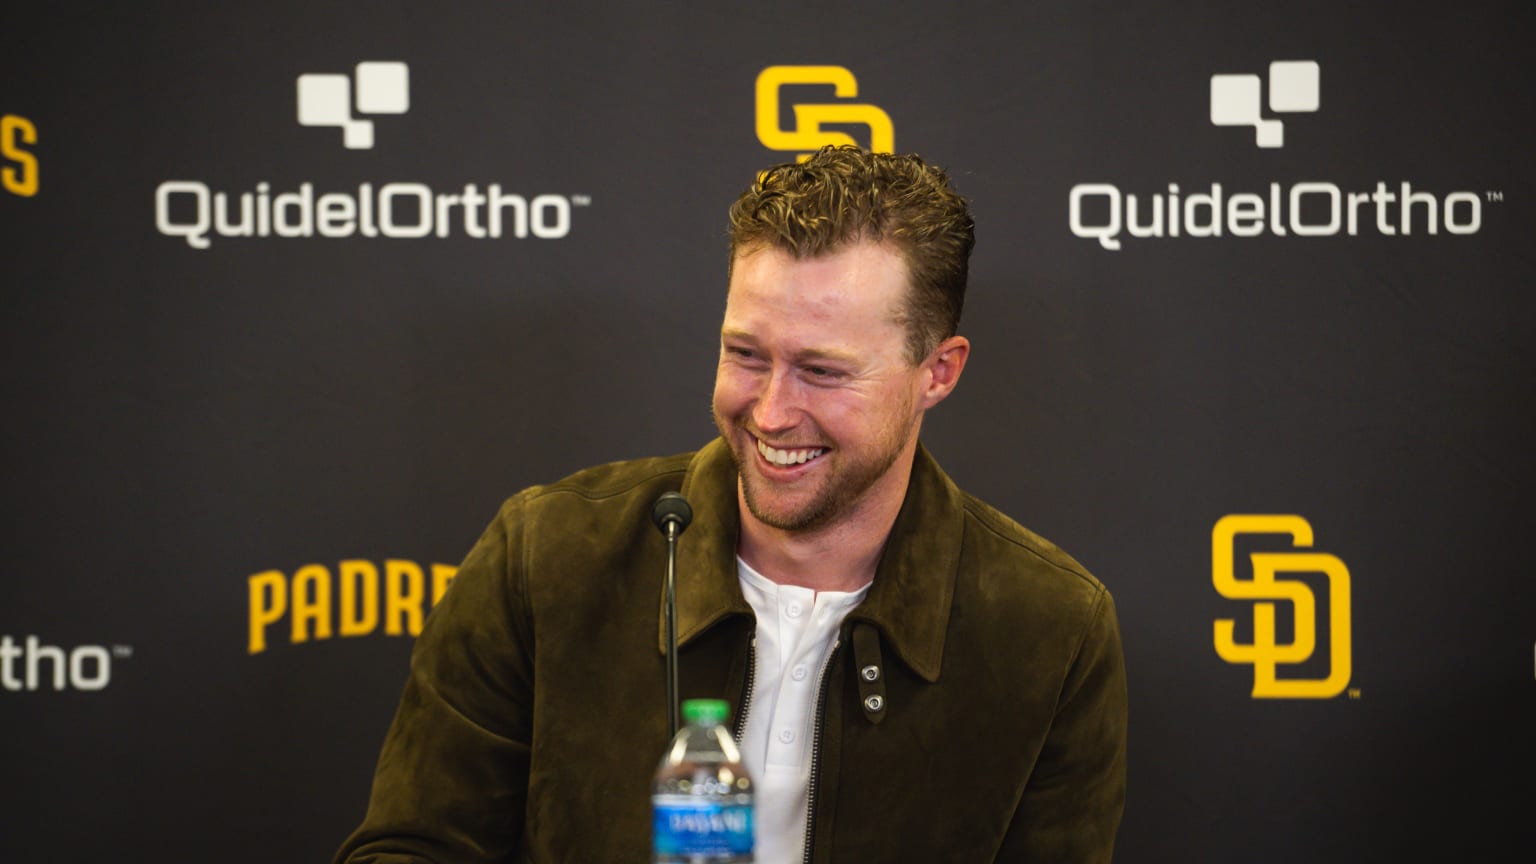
{"left": 786, "top": 602, "right": 803, "bottom": 618}
{"left": 778, "top": 728, "right": 796, "bottom": 744}
{"left": 791, "top": 664, "right": 808, "bottom": 682}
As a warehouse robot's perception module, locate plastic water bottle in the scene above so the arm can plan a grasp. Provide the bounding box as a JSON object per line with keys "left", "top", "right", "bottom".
{"left": 652, "top": 699, "right": 755, "bottom": 863}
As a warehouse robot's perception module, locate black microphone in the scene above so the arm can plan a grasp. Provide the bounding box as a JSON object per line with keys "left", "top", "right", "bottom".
{"left": 652, "top": 491, "right": 693, "bottom": 539}
{"left": 653, "top": 492, "right": 692, "bottom": 739}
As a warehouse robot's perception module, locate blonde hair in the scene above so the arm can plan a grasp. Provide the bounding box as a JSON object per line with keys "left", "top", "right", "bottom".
{"left": 728, "top": 146, "right": 975, "bottom": 363}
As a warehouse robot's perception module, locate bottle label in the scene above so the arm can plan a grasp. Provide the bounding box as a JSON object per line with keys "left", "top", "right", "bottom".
{"left": 652, "top": 794, "right": 754, "bottom": 856}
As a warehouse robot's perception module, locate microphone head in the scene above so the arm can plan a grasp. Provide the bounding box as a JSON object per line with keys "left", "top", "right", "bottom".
{"left": 652, "top": 491, "right": 694, "bottom": 536}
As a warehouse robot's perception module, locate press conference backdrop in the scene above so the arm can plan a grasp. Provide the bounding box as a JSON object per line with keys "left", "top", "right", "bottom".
{"left": 3, "top": 2, "right": 1532, "bottom": 861}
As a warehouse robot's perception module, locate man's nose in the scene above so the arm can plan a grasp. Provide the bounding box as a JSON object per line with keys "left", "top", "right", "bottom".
{"left": 752, "top": 369, "right": 800, "bottom": 432}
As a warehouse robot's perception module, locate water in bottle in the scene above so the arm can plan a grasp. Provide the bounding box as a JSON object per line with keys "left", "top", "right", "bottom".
{"left": 652, "top": 698, "right": 754, "bottom": 863}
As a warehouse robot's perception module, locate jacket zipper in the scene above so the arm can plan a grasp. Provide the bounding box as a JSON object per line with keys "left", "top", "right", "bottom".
{"left": 733, "top": 632, "right": 756, "bottom": 743}
{"left": 801, "top": 638, "right": 842, "bottom": 864}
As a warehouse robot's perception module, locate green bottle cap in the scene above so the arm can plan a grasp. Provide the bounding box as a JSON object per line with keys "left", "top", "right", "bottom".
{"left": 681, "top": 699, "right": 730, "bottom": 727}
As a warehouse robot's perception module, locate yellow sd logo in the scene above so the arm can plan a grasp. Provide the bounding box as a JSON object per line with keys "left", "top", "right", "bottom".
{"left": 1213, "top": 515, "right": 1352, "bottom": 698}
{"left": 2, "top": 114, "right": 39, "bottom": 197}
{"left": 756, "top": 66, "right": 894, "bottom": 161}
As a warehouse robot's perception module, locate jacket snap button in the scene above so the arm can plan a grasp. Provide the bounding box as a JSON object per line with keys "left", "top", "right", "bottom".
{"left": 860, "top": 665, "right": 880, "bottom": 682}
{"left": 863, "top": 694, "right": 884, "bottom": 712}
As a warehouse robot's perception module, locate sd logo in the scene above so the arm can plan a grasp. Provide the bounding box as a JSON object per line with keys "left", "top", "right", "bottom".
{"left": 756, "top": 66, "right": 894, "bottom": 161}
{"left": 2, "top": 114, "right": 39, "bottom": 197}
{"left": 1213, "top": 515, "right": 1352, "bottom": 698}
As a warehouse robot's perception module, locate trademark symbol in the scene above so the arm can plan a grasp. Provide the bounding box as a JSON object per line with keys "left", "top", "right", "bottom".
{"left": 1486, "top": 190, "right": 1504, "bottom": 202}
{"left": 1347, "top": 688, "right": 1361, "bottom": 699}
{"left": 112, "top": 645, "right": 134, "bottom": 659}
{"left": 571, "top": 195, "right": 592, "bottom": 207}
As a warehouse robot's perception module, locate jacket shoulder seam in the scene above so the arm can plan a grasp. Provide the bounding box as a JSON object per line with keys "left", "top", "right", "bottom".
{"left": 960, "top": 497, "right": 1106, "bottom": 594}
{"left": 521, "top": 454, "right": 693, "bottom": 504}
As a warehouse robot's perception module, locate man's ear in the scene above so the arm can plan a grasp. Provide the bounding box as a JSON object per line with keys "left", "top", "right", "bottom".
{"left": 919, "top": 336, "right": 970, "bottom": 410}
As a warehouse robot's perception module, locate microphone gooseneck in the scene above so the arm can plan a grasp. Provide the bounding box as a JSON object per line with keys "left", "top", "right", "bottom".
{"left": 653, "top": 492, "right": 692, "bottom": 739}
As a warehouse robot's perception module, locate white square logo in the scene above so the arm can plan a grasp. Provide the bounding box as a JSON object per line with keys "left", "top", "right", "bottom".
{"left": 297, "top": 61, "right": 411, "bottom": 149}
{"left": 1210, "top": 60, "right": 1320, "bottom": 148}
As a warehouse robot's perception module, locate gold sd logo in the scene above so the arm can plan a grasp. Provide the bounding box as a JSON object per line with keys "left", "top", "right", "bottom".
{"left": 2, "top": 114, "right": 39, "bottom": 197}
{"left": 755, "top": 66, "right": 894, "bottom": 161}
{"left": 1213, "top": 515, "right": 1352, "bottom": 698}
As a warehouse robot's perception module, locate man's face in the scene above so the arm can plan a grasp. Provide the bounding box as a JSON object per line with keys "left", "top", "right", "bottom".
{"left": 712, "top": 241, "right": 928, "bottom": 533}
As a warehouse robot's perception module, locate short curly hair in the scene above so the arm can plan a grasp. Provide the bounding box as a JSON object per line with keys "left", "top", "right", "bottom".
{"left": 727, "top": 146, "right": 975, "bottom": 363}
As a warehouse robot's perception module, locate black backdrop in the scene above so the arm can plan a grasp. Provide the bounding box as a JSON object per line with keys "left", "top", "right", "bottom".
{"left": 3, "top": 2, "right": 1533, "bottom": 861}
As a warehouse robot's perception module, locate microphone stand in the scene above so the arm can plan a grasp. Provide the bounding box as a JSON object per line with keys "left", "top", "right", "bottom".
{"left": 652, "top": 492, "right": 693, "bottom": 740}
{"left": 664, "top": 518, "right": 681, "bottom": 739}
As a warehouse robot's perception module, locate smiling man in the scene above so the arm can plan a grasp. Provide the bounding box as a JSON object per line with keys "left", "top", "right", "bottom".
{"left": 337, "top": 147, "right": 1127, "bottom": 864}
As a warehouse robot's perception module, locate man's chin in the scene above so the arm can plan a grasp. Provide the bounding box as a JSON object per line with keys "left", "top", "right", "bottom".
{"left": 744, "top": 498, "right": 823, "bottom": 532}
{"left": 740, "top": 475, "right": 831, "bottom": 532}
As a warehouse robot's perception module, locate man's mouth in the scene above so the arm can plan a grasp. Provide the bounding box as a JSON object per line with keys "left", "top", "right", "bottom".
{"left": 755, "top": 437, "right": 827, "bottom": 467}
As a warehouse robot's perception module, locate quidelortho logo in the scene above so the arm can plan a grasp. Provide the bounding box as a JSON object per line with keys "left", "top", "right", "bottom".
{"left": 1213, "top": 515, "right": 1352, "bottom": 699}
{"left": 1069, "top": 59, "right": 1500, "bottom": 251}
{"left": 156, "top": 61, "right": 589, "bottom": 250}
{"left": 1211, "top": 60, "right": 1319, "bottom": 148}
{"left": 298, "top": 61, "right": 409, "bottom": 149}
{"left": 756, "top": 66, "right": 894, "bottom": 162}
{"left": 2, "top": 113, "right": 39, "bottom": 197}
{"left": 1, "top": 635, "right": 133, "bottom": 692}
{"left": 247, "top": 558, "right": 457, "bottom": 654}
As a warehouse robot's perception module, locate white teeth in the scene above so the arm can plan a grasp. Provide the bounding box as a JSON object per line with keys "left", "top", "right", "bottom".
{"left": 756, "top": 438, "right": 826, "bottom": 467}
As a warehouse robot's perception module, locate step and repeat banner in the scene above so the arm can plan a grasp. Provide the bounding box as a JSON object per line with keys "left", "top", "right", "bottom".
{"left": 3, "top": 2, "right": 1532, "bottom": 861}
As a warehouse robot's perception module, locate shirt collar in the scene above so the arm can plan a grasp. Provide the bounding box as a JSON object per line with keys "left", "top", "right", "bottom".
{"left": 659, "top": 437, "right": 961, "bottom": 684}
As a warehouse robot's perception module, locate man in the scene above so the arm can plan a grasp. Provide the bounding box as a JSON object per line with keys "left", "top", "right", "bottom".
{"left": 337, "top": 146, "right": 1127, "bottom": 863}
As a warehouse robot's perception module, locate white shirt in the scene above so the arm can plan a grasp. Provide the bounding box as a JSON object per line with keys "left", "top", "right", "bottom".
{"left": 735, "top": 556, "right": 870, "bottom": 864}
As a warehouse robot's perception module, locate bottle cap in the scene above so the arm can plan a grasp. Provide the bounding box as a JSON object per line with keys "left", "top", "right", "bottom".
{"left": 681, "top": 699, "right": 730, "bottom": 727}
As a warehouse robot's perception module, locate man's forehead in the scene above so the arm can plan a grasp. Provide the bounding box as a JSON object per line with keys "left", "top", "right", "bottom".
{"left": 726, "top": 242, "right": 911, "bottom": 304}
{"left": 719, "top": 245, "right": 915, "bottom": 367}
{"left": 730, "top": 237, "right": 905, "bottom": 269}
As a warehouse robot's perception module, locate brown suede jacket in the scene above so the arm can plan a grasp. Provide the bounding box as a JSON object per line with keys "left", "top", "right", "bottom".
{"left": 336, "top": 438, "right": 1127, "bottom": 863}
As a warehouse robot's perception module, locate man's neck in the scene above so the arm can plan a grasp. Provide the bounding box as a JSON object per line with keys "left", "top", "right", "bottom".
{"left": 735, "top": 442, "right": 916, "bottom": 594}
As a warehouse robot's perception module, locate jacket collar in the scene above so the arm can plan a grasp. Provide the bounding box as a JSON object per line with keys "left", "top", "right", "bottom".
{"left": 659, "top": 437, "right": 960, "bottom": 684}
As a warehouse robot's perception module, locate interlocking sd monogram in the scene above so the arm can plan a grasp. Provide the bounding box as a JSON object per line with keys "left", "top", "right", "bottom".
{"left": 2, "top": 114, "right": 39, "bottom": 197}
{"left": 1213, "top": 515, "right": 1352, "bottom": 698}
{"left": 756, "top": 66, "right": 894, "bottom": 161}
